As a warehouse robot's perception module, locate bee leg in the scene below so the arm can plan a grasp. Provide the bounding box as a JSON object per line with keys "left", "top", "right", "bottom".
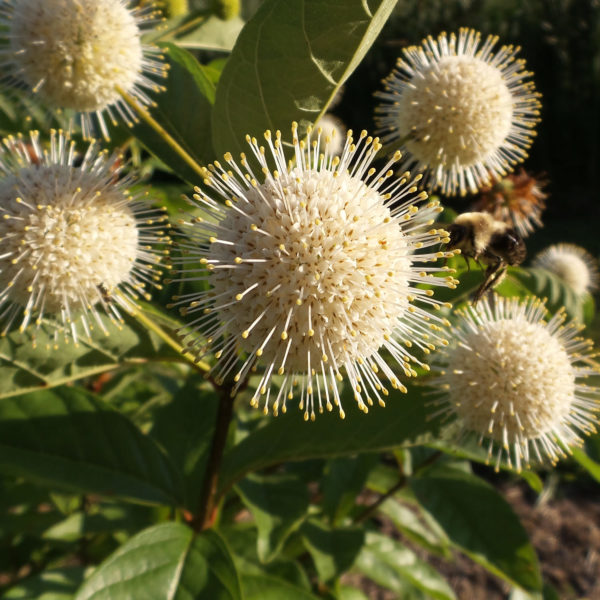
{"left": 473, "top": 263, "right": 506, "bottom": 304}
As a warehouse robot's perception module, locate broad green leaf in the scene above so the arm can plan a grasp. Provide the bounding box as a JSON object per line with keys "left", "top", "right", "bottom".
{"left": 75, "top": 523, "right": 242, "bottom": 600}
{"left": 4, "top": 567, "right": 86, "bottom": 600}
{"left": 211, "top": 0, "right": 398, "bottom": 156}
{"left": 223, "top": 522, "right": 311, "bottom": 589}
{"left": 0, "top": 387, "right": 184, "bottom": 506}
{"left": 354, "top": 531, "right": 456, "bottom": 600}
{"left": 0, "top": 311, "right": 180, "bottom": 400}
{"left": 378, "top": 499, "right": 451, "bottom": 557}
{"left": 301, "top": 520, "right": 364, "bottom": 582}
{"left": 241, "top": 574, "right": 319, "bottom": 600}
{"left": 150, "top": 375, "right": 219, "bottom": 510}
{"left": 410, "top": 469, "right": 542, "bottom": 591}
{"left": 321, "top": 454, "right": 378, "bottom": 524}
{"left": 175, "top": 15, "right": 245, "bottom": 51}
{"left": 129, "top": 42, "right": 217, "bottom": 183}
{"left": 220, "top": 385, "right": 439, "bottom": 493}
{"left": 235, "top": 473, "right": 309, "bottom": 562}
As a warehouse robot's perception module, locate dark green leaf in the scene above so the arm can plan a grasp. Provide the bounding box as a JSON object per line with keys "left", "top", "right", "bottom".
{"left": 0, "top": 311, "right": 180, "bottom": 400}
{"left": 241, "top": 574, "right": 318, "bottom": 600}
{"left": 410, "top": 469, "right": 542, "bottom": 591}
{"left": 211, "top": 0, "right": 397, "bottom": 156}
{"left": 150, "top": 375, "right": 220, "bottom": 510}
{"left": 129, "top": 42, "right": 216, "bottom": 183}
{"left": 4, "top": 567, "right": 86, "bottom": 600}
{"left": 321, "top": 454, "right": 378, "bottom": 524}
{"left": 235, "top": 473, "right": 309, "bottom": 562}
{"left": 354, "top": 531, "right": 456, "bottom": 600}
{"left": 75, "top": 523, "right": 242, "bottom": 600}
{"left": 337, "top": 587, "right": 369, "bottom": 600}
{"left": 301, "top": 520, "right": 364, "bottom": 582}
{"left": 0, "top": 387, "right": 184, "bottom": 506}
{"left": 220, "top": 385, "right": 439, "bottom": 493}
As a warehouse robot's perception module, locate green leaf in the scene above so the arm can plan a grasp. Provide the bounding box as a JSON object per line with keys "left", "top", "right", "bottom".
{"left": 150, "top": 375, "right": 220, "bottom": 510}
{"left": 378, "top": 499, "right": 450, "bottom": 557}
{"left": 175, "top": 15, "right": 245, "bottom": 51}
{"left": 354, "top": 531, "right": 456, "bottom": 600}
{"left": 211, "top": 0, "right": 397, "bottom": 156}
{"left": 0, "top": 311, "right": 180, "bottom": 400}
{"left": 321, "top": 454, "right": 378, "bottom": 524}
{"left": 0, "top": 387, "right": 184, "bottom": 506}
{"left": 301, "top": 520, "right": 364, "bottom": 582}
{"left": 410, "top": 469, "right": 542, "bottom": 591}
{"left": 511, "top": 268, "right": 588, "bottom": 323}
{"left": 570, "top": 447, "right": 600, "bottom": 483}
{"left": 235, "top": 473, "right": 309, "bottom": 562}
{"left": 337, "top": 587, "right": 369, "bottom": 600}
{"left": 129, "top": 42, "right": 217, "bottom": 183}
{"left": 75, "top": 523, "right": 242, "bottom": 600}
{"left": 241, "top": 574, "right": 319, "bottom": 600}
{"left": 222, "top": 522, "right": 311, "bottom": 588}
{"left": 220, "top": 384, "right": 439, "bottom": 493}
{"left": 4, "top": 567, "right": 86, "bottom": 600}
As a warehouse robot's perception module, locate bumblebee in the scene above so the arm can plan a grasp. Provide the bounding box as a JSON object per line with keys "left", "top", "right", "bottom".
{"left": 446, "top": 212, "right": 526, "bottom": 303}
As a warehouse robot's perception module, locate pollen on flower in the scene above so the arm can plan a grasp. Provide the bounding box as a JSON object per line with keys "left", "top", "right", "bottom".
{"left": 428, "top": 296, "right": 600, "bottom": 471}
{"left": 172, "top": 123, "right": 459, "bottom": 420}
{"left": 375, "top": 28, "right": 541, "bottom": 196}
{"left": 0, "top": 0, "right": 167, "bottom": 139}
{"left": 533, "top": 243, "right": 598, "bottom": 296}
{"left": 0, "top": 130, "right": 169, "bottom": 344}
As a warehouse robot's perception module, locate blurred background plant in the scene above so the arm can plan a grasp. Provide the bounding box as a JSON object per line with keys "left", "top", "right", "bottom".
{"left": 0, "top": 1, "right": 599, "bottom": 600}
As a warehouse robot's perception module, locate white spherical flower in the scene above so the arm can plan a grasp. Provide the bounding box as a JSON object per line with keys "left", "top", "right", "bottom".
{"left": 429, "top": 296, "right": 600, "bottom": 471}
{"left": 0, "top": 0, "right": 167, "bottom": 138}
{"left": 315, "top": 114, "right": 346, "bottom": 157}
{"left": 375, "top": 28, "right": 541, "bottom": 196}
{"left": 533, "top": 243, "right": 598, "bottom": 296}
{"left": 172, "top": 123, "right": 459, "bottom": 420}
{"left": 0, "top": 130, "right": 168, "bottom": 344}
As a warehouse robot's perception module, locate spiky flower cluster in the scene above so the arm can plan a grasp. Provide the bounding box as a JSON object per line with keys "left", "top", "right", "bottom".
{"left": 0, "top": 130, "right": 168, "bottom": 344}
{"left": 0, "top": 0, "right": 167, "bottom": 138}
{"left": 429, "top": 296, "right": 600, "bottom": 470}
{"left": 533, "top": 243, "right": 598, "bottom": 296}
{"left": 172, "top": 123, "right": 458, "bottom": 420}
{"left": 375, "top": 28, "right": 541, "bottom": 196}
{"left": 471, "top": 169, "right": 547, "bottom": 238}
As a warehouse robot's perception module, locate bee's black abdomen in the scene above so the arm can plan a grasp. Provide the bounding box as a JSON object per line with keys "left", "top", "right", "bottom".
{"left": 490, "top": 229, "right": 526, "bottom": 265}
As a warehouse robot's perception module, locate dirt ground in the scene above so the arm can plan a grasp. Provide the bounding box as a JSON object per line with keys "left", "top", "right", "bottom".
{"left": 346, "top": 481, "right": 600, "bottom": 599}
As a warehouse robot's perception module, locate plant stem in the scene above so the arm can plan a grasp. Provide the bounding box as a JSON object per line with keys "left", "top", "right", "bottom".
{"left": 116, "top": 86, "right": 206, "bottom": 180}
{"left": 354, "top": 451, "right": 443, "bottom": 524}
{"left": 194, "top": 381, "right": 235, "bottom": 530}
{"left": 116, "top": 292, "right": 211, "bottom": 372}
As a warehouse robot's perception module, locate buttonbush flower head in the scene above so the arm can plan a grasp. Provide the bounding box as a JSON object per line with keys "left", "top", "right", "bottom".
{"left": 375, "top": 28, "right": 541, "bottom": 196}
{"left": 0, "top": 130, "right": 169, "bottom": 344}
{"left": 429, "top": 296, "right": 600, "bottom": 471}
{"left": 172, "top": 123, "right": 458, "bottom": 420}
{"left": 533, "top": 243, "right": 599, "bottom": 296}
{"left": 0, "top": 0, "right": 167, "bottom": 139}
{"left": 471, "top": 169, "right": 547, "bottom": 238}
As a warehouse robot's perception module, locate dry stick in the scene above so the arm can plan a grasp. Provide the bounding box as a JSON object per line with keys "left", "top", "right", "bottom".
{"left": 117, "top": 86, "right": 206, "bottom": 181}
